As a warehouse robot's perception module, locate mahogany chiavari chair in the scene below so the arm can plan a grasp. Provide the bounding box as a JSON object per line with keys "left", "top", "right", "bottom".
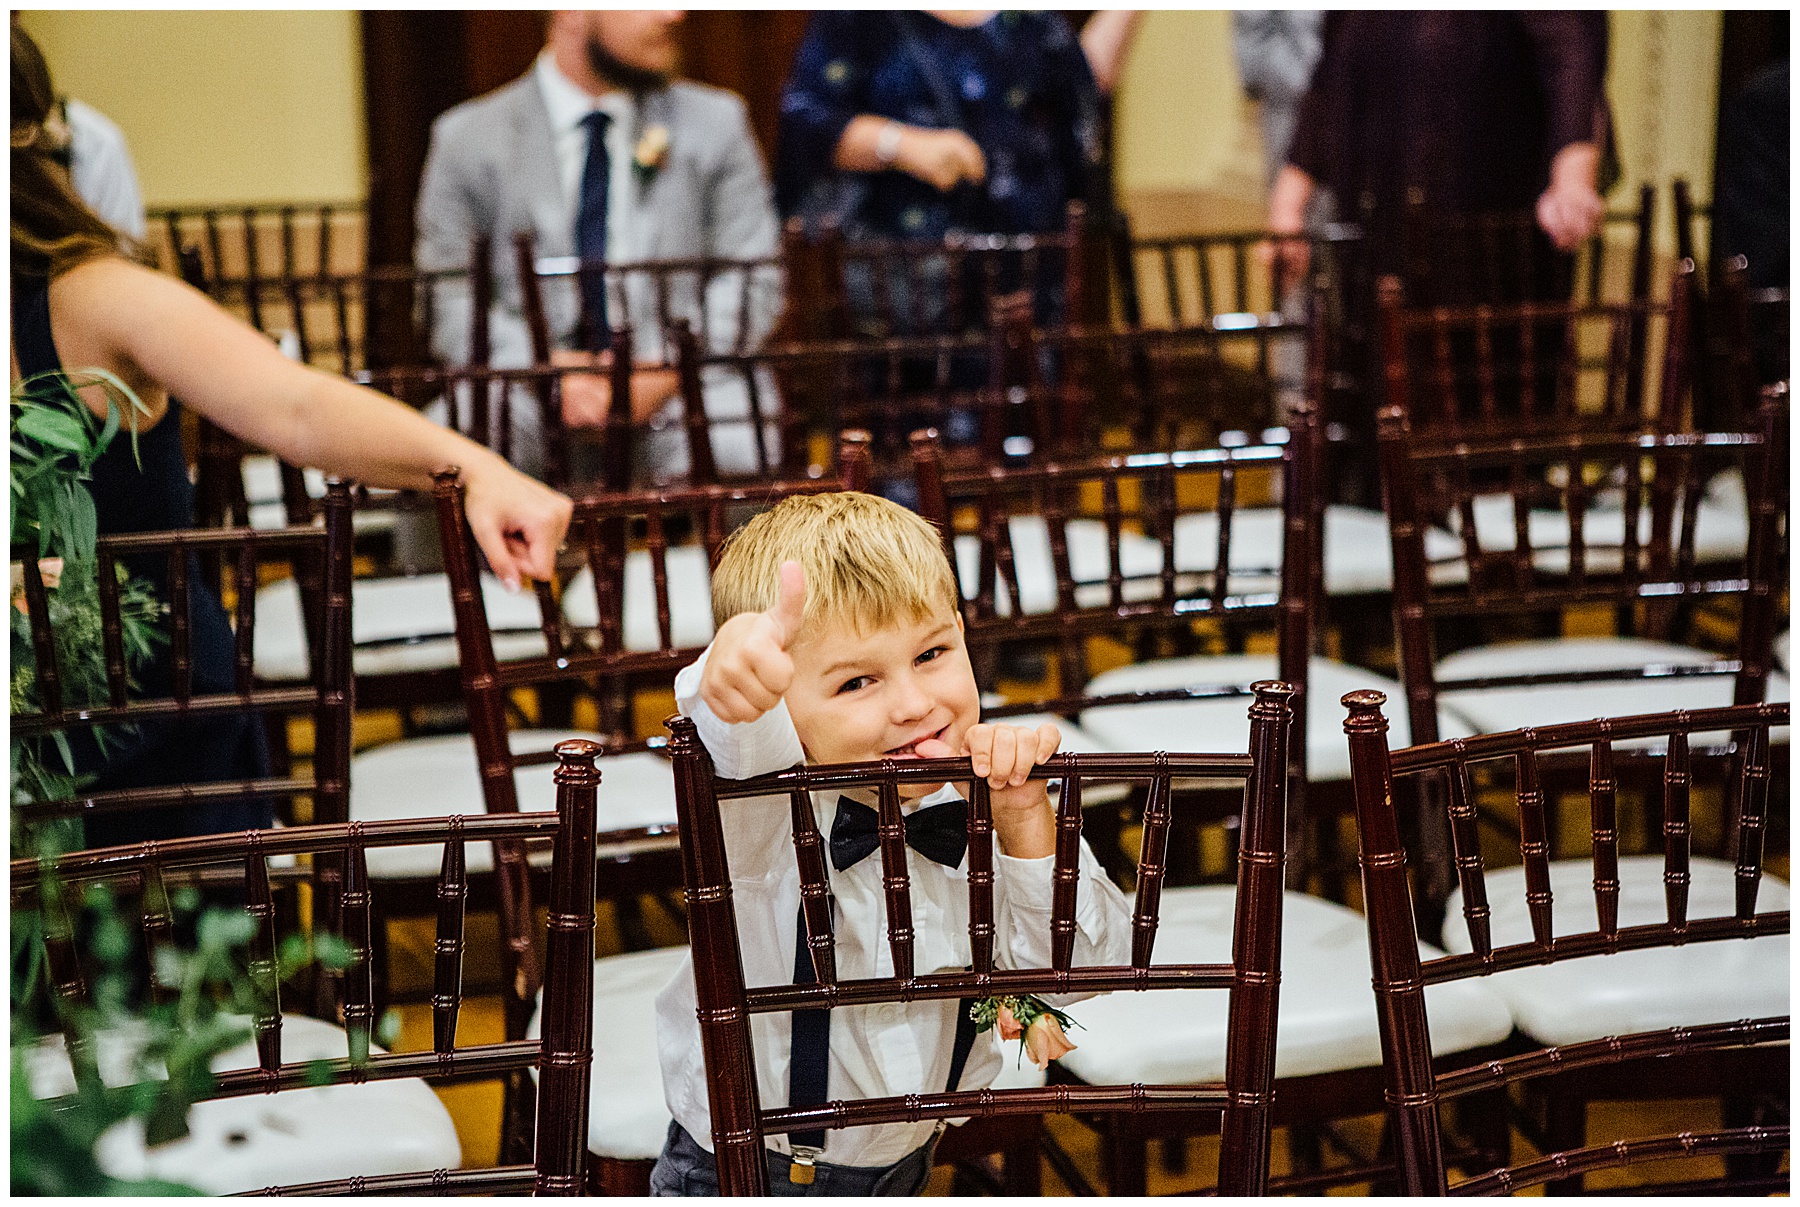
{"left": 1378, "top": 385, "right": 1789, "bottom": 885}
{"left": 780, "top": 200, "right": 1100, "bottom": 343}
{"left": 385, "top": 440, "right": 876, "bottom": 1187}
{"left": 910, "top": 412, "right": 1509, "bottom": 1195}
{"left": 667, "top": 683, "right": 1294, "bottom": 1196}
{"left": 1344, "top": 691, "right": 1789, "bottom": 1195}
{"left": 149, "top": 201, "right": 367, "bottom": 287}
{"left": 253, "top": 357, "right": 687, "bottom": 739}
{"left": 343, "top": 438, "right": 871, "bottom": 1026}
{"left": 13, "top": 483, "right": 354, "bottom": 854}
{"left": 1374, "top": 262, "right": 1684, "bottom": 446}
{"left": 12, "top": 740, "right": 602, "bottom": 1195}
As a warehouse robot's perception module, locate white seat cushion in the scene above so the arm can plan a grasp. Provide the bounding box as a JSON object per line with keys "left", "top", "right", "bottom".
{"left": 24, "top": 1013, "right": 460, "bottom": 1194}
{"left": 1776, "top": 630, "right": 1790, "bottom": 674}
{"left": 1436, "top": 638, "right": 1790, "bottom": 747}
{"left": 254, "top": 573, "right": 546, "bottom": 681}
{"left": 1078, "top": 655, "right": 1475, "bottom": 782}
{"left": 1172, "top": 504, "right": 1458, "bottom": 599}
{"left": 953, "top": 516, "right": 1167, "bottom": 617}
{"left": 1441, "top": 473, "right": 1750, "bottom": 576}
{"left": 1057, "top": 886, "right": 1513, "bottom": 1084}
{"left": 528, "top": 945, "right": 688, "bottom": 1161}
{"left": 561, "top": 545, "right": 715, "bottom": 653}
{"left": 349, "top": 731, "right": 677, "bottom": 880}
{"left": 1443, "top": 855, "right": 1789, "bottom": 1047}
{"left": 240, "top": 455, "right": 398, "bottom": 536}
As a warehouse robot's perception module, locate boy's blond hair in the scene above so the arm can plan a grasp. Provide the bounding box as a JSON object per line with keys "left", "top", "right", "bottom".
{"left": 712, "top": 492, "right": 959, "bottom": 639}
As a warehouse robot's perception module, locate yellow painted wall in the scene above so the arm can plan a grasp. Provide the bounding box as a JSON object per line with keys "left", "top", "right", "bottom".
{"left": 1606, "top": 11, "right": 1722, "bottom": 254}
{"left": 16, "top": 10, "right": 367, "bottom": 208}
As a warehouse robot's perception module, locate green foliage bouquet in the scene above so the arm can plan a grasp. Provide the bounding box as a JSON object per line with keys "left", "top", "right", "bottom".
{"left": 10, "top": 367, "right": 159, "bottom": 834}
{"left": 9, "top": 372, "right": 354, "bottom": 1194}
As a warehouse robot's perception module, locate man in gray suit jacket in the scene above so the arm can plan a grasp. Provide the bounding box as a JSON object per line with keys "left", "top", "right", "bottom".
{"left": 415, "top": 11, "right": 782, "bottom": 484}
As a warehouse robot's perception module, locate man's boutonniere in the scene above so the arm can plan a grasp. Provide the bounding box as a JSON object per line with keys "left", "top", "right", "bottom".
{"left": 971, "top": 995, "right": 1082, "bottom": 1069}
{"left": 633, "top": 125, "right": 670, "bottom": 181}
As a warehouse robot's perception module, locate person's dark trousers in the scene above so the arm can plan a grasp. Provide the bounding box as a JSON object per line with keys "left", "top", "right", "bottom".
{"left": 649, "top": 1121, "right": 939, "bottom": 1196}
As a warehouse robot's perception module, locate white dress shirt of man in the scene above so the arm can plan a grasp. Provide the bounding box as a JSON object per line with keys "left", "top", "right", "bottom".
{"left": 414, "top": 11, "right": 783, "bottom": 484}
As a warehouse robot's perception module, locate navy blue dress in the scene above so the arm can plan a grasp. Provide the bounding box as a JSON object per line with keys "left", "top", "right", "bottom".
{"left": 12, "top": 274, "right": 272, "bottom": 846}
{"left": 776, "top": 11, "right": 1102, "bottom": 240}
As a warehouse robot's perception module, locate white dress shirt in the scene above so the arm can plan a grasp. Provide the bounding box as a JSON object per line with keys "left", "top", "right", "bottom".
{"left": 534, "top": 52, "right": 640, "bottom": 263}
{"left": 655, "top": 647, "right": 1134, "bottom": 1168}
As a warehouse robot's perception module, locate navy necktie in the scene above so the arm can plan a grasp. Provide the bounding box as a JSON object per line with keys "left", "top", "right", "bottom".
{"left": 829, "top": 795, "right": 969, "bottom": 872}
{"left": 576, "top": 110, "right": 611, "bottom": 352}
{"left": 788, "top": 795, "right": 979, "bottom": 1172}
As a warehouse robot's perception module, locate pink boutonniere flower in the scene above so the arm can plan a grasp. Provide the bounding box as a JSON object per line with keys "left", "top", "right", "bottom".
{"left": 972, "top": 993, "right": 1082, "bottom": 1070}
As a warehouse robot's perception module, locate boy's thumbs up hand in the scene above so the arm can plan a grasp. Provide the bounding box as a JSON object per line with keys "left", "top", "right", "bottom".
{"left": 700, "top": 560, "right": 807, "bottom": 724}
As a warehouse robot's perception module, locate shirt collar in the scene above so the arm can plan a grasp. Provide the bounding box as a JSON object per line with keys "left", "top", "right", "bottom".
{"left": 534, "top": 51, "right": 635, "bottom": 139}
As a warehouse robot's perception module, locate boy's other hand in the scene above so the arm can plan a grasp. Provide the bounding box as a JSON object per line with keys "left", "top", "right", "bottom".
{"left": 964, "top": 721, "right": 1061, "bottom": 803}
{"left": 962, "top": 721, "right": 1061, "bottom": 858}
{"left": 699, "top": 560, "right": 807, "bottom": 724}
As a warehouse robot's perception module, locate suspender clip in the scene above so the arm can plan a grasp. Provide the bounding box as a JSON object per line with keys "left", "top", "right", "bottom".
{"left": 789, "top": 1145, "right": 823, "bottom": 1185}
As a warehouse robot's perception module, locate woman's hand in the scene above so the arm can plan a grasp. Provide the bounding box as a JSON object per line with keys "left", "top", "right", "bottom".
{"left": 457, "top": 455, "right": 573, "bottom": 592}
{"left": 1536, "top": 143, "right": 1604, "bottom": 252}
{"left": 896, "top": 127, "right": 987, "bottom": 193}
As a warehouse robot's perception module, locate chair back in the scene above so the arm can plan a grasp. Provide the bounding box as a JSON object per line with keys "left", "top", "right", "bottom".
{"left": 10, "top": 739, "right": 603, "bottom": 1196}
{"left": 691, "top": 328, "right": 992, "bottom": 482}
{"left": 1380, "top": 385, "right": 1787, "bottom": 748}
{"left": 356, "top": 359, "right": 622, "bottom": 493}
{"left": 668, "top": 683, "right": 1294, "bottom": 1195}
{"left": 991, "top": 315, "right": 1311, "bottom": 459}
{"left": 782, "top": 201, "right": 1094, "bottom": 342}
{"left": 1342, "top": 691, "right": 1790, "bottom": 1195}
{"left": 512, "top": 231, "right": 786, "bottom": 360}
{"left": 1116, "top": 222, "right": 1361, "bottom": 329}
{"left": 13, "top": 483, "right": 355, "bottom": 833}
{"left": 909, "top": 382, "right": 1323, "bottom": 715}
{"left": 1375, "top": 260, "right": 1692, "bottom": 442}
{"left": 149, "top": 201, "right": 366, "bottom": 287}
{"left": 427, "top": 437, "right": 871, "bottom": 1019}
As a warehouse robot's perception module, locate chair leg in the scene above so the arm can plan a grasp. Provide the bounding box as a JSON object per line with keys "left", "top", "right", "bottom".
{"left": 1542, "top": 1092, "right": 1586, "bottom": 1195}
{"left": 589, "top": 1156, "right": 654, "bottom": 1195}
{"left": 499, "top": 1068, "right": 539, "bottom": 1167}
{"left": 1723, "top": 1092, "right": 1787, "bottom": 1187}
{"left": 1102, "top": 1124, "right": 1149, "bottom": 1197}
{"left": 1157, "top": 1136, "right": 1189, "bottom": 1175}
{"left": 1002, "top": 1133, "right": 1042, "bottom": 1195}
{"left": 1287, "top": 1123, "right": 1324, "bottom": 1179}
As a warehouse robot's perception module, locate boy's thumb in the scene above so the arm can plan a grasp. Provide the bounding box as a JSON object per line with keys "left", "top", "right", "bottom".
{"left": 767, "top": 559, "right": 807, "bottom": 647}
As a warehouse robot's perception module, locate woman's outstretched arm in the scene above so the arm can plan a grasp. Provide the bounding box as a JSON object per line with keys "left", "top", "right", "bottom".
{"left": 51, "top": 255, "right": 572, "bottom": 590}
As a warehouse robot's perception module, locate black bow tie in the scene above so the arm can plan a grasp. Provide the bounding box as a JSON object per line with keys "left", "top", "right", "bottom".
{"left": 829, "top": 796, "right": 968, "bottom": 872}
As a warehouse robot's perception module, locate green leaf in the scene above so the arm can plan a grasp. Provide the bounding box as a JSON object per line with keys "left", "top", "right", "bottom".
{"left": 14, "top": 407, "right": 90, "bottom": 454}
{"left": 196, "top": 909, "right": 258, "bottom": 950}
{"left": 50, "top": 730, "right": 76, "bottom": 776}
{"left": 97, "top": 402, "right": 120, "bottom": 459}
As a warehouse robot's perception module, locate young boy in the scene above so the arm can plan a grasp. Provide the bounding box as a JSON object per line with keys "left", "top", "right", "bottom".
{"left": 652, "top": 491, "right": 1131, "bottom": 1196}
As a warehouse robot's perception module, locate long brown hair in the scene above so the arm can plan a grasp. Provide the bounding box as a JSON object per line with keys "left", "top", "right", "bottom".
{"left": 12, "top": 22, "right": 127, "bottom": 281}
